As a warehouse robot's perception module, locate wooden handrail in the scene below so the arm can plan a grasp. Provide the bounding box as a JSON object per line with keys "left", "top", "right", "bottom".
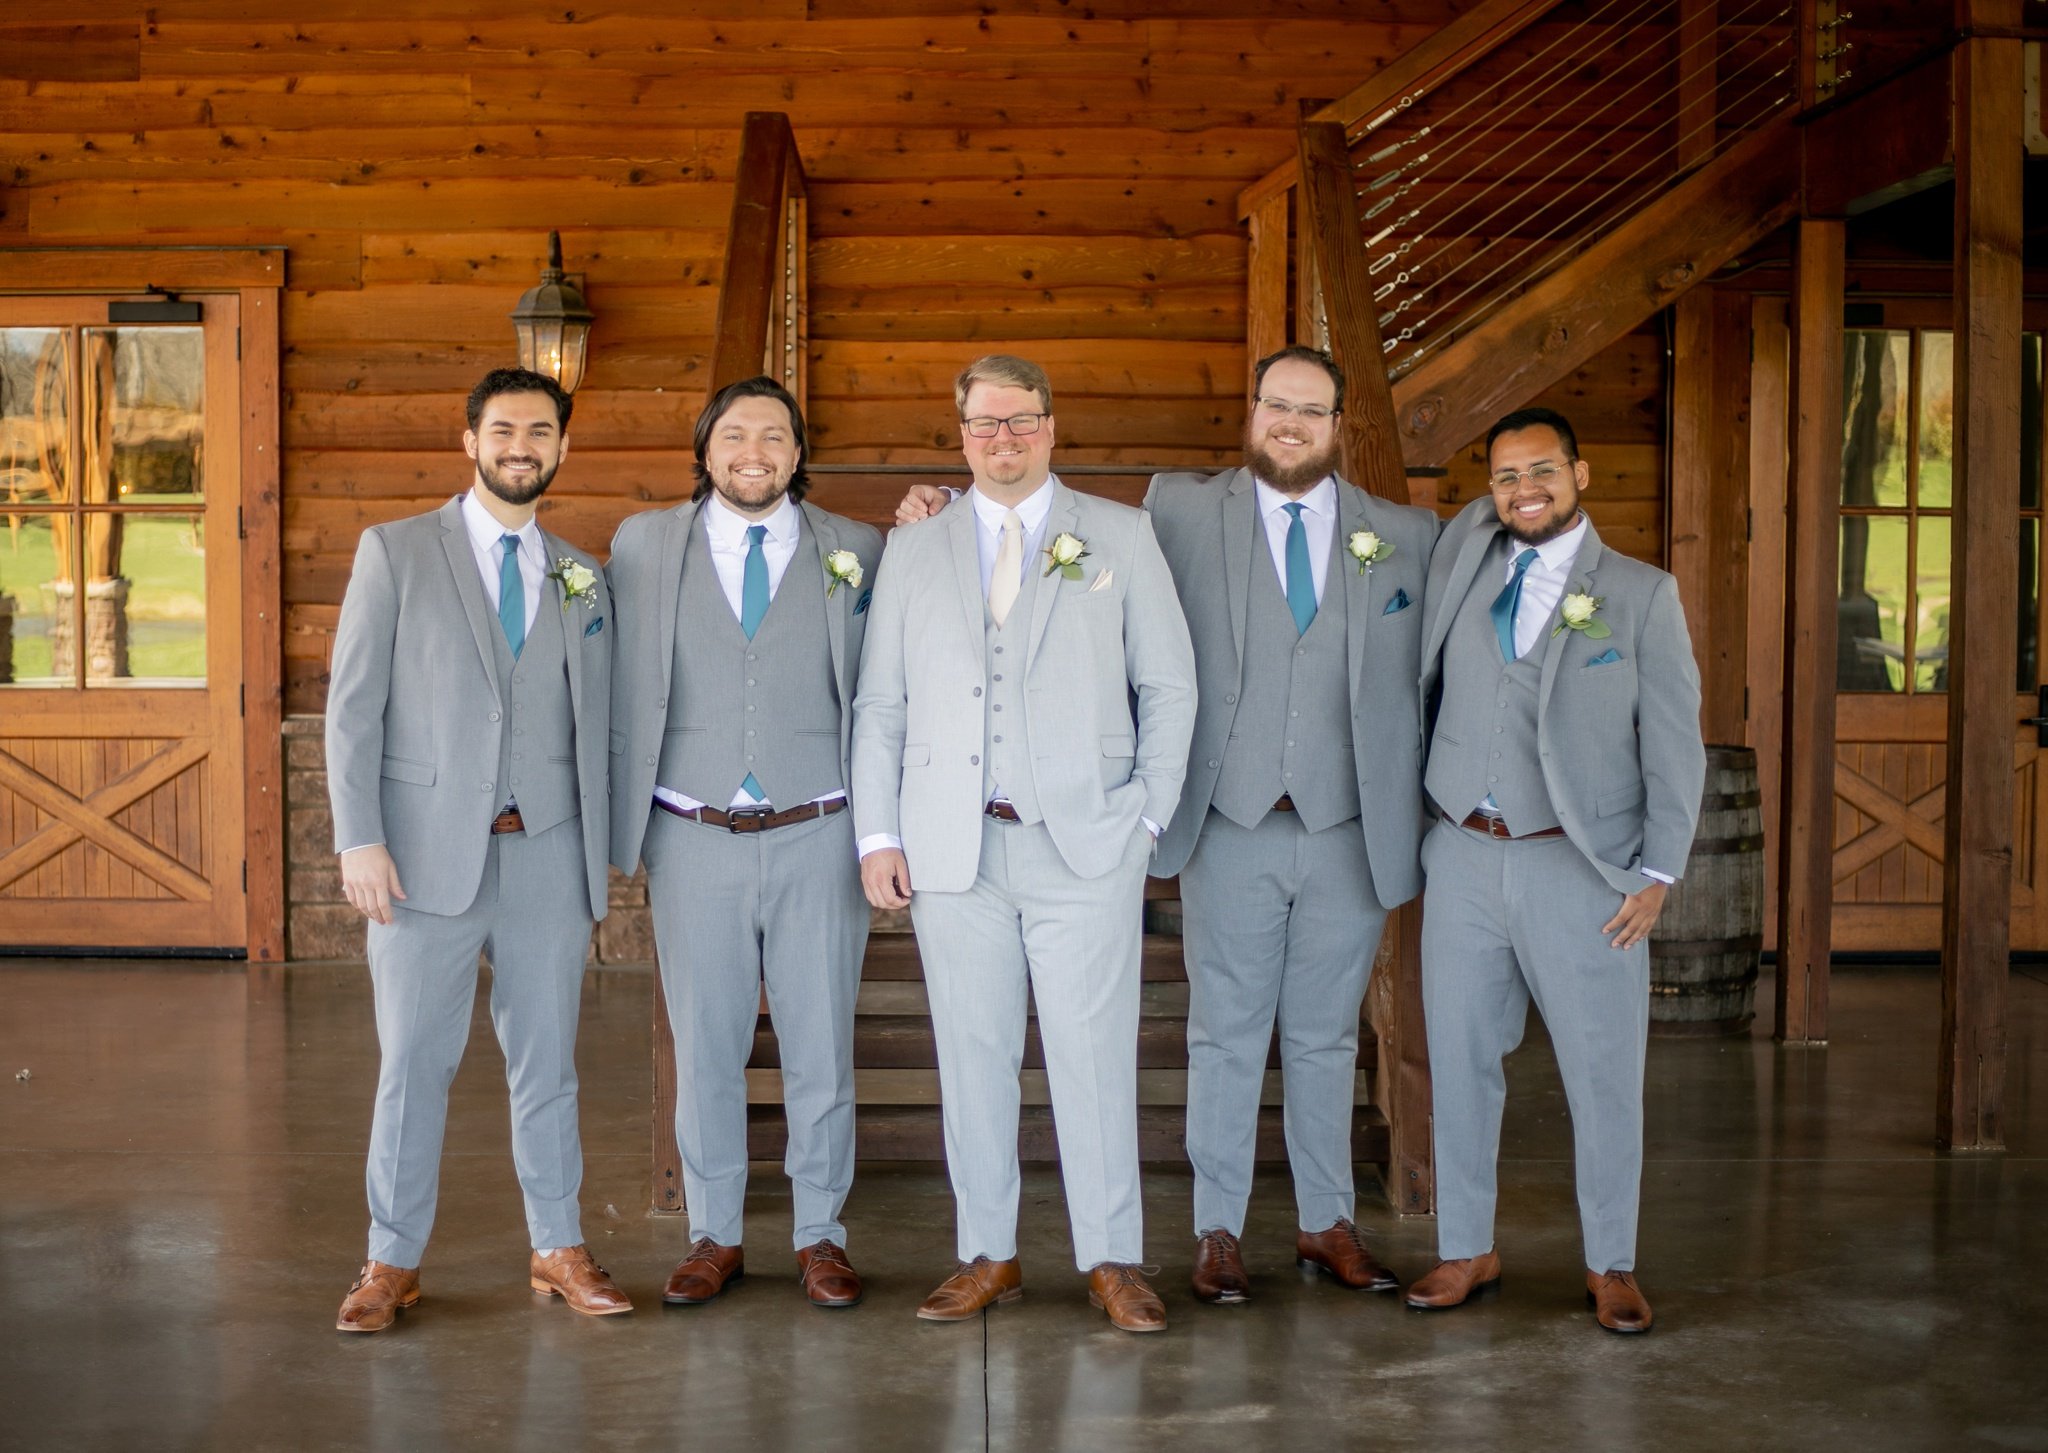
{"left": 706, "top": 111, "right": 808, "bottom": 405}
{"left": 1236, "top": 0, "right": 1576, "bottom": 220}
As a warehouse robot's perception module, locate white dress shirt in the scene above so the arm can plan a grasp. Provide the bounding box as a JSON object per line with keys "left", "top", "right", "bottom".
{"left": 460, "top": 487, "right": 545, "bottom": 637}
{"left": 654, "top": 493, "right": 847, "bottom": 815}
{"left": 1254, "top": 475, "right": 1336, "bottom": 606}
{"left": 1488, "top": 512, "right": 1668, "bottom": 885}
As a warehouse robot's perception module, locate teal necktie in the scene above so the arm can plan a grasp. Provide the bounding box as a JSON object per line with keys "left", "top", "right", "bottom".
{"left": 1491, "top": 547, "right": 1538, "bottom": 661}
{"left": 739, "top": 523, "right": 769, "bottom": 801}
{"left": 497, "top": 533, "right": 525, "bottom": 660}
{"left": 1283, "top": 502, "right": 1316, "bottom": 636}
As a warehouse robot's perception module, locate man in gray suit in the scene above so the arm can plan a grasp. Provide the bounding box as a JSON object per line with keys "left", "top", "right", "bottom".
{"left": 897, "top": 346, "right": 1437, "bottom": 1304}
{"left": 327, "top": 367, "right": 628, "bottom": 1332}
{"left": 852, "top": 355, "right": 1196, "bottom": 1333}
{"left": 607, "top": 376, "right": 881, "bottom": 1311}
{"left": 1404, "top": 406, "right": 1704, "bottom": 1334}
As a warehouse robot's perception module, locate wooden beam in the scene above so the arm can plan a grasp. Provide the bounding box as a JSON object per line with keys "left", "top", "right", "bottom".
{"left": 1236, "top": 0, "right": 1574, "bottom": 219}
{"left": 1245, "top": 191, "right": 1289, "bottom": 396}
{"left": 1392, "top": 116, "right": 1802, "bottom": 468}
{"left": 241, "top": 286, "right": 286, "bottom": 965}
{"left": 1295, "top": 118, "right": 1406, "bottom": 503}
{"left": 707, "top": 111, "right": 797, "bottom": 395}
{"left": 1938, "top": 5, "right": 2023, "bottom": 1151}
{"left": 0, "top": 247, "right": 283, "bottom": 292}
{"left": 1802, "top": 52, "right": 1957, "bottom": 217}
{"left": 1747, "top": 297, "right": 1791, "bottom": 951}
{"left": 1776, "top": 218, "right": 1845, "bottom": 1045}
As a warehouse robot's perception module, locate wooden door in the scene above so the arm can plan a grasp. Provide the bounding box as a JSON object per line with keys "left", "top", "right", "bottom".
{"left": 0, "top": 296, "right": 248, "bottom": 950}
{"left": 1823, "top": 305, "right": 2046, "bottom": 951}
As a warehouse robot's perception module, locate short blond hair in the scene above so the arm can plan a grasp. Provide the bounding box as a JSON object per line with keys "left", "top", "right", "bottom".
{"left": 954, "top": 354, "right": 1053, "bottom": 416}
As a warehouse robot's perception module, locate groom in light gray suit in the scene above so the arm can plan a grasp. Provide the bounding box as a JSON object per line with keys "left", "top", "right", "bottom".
{"left": 608, "top": 376, "right": 881, "bottom": 1311}
{"left": 327, "top": 367, "right": 629, "bottom": 1333}
{"left": 1404, "top": 406, "right": 1704, "bottom": 1335}
{"left": 852, "top": 355, "right": 1196, "bottom": 1333}
{"left": 1145, "top": 346, "right": 1439, "bottom": 1305}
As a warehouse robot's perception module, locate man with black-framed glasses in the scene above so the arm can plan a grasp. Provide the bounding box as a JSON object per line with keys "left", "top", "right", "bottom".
{"left": 893, "top": 345, "right": 1439, "bottom": 1307}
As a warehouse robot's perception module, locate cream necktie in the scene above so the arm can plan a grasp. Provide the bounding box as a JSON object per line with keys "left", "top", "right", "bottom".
{"left": 989, "top": 509, "right": 1023, "bottom": 627}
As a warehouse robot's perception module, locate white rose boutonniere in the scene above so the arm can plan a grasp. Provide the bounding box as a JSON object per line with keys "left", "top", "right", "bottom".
{"left": 1346, "top": 529, "right": 1394, "bottom": 575}
{"left": 546, "top": 558, "right": 599, "bottom": 610}
{"left": 824, "top": 548, "right": 865, "bottom": 598}
{"left": 1042, "top": 531, "right": 1090, "bottom": 580}
{"left": 1552, "top": 592, "right": 1610, "bottom": 639}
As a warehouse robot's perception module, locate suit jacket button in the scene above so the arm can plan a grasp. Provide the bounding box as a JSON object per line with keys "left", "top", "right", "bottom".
{"left": 973, "top": 687, "right": 982, "bottom": 697}
{"left": 971, "top": 755, "right": 980, "bottom": 766}
{"left": 1208, "top": 760, "right": 1219, "bottom": 769}
{"left": 489, "top": 711, "right": 501, "bottom": 722}
{"left": 481, "top": 782, "right": 493, "bottom": 792}
{"left": 646, "top": 756, "right": 656, "bottom": 766}
{"left": 1226, "top": 695, "right": 1236, "bottom": 704}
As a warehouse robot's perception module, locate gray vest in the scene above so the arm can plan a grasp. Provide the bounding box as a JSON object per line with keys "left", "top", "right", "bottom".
{"left": 982, "top": 543, "right": 1044, "bottom": 823}
{"left": 1211, "top": 526, "right": 1360, "bottom": 833}
{"left": 657, "top": 515, "right": 843, "bottom": 807}
{"left": 491, "top": 587, "right": 579, "bottom": 835}
{"left": 1424, "top": 543, "right": 1561, "bottom": 834}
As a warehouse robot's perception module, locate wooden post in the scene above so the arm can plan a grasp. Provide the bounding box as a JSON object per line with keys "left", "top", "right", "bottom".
{"left": 239, "top": 285, "right": 286, "bottom": 965}
{"left": 707, "top": 112, "right": 797, "bottom": 395}
{"left": 1245, "top": 192, "right": 1290, "bottom": 394}
{"left": 1747, "top": 298, "right": 1792, "bottom": 948}
{"left": 1775, "top": 218, "right": 1845, "bottom": 1043}
{"left": 1937, "top": 1, "right": 2022, "bottom": 1151}
{"left": 1669, "top": 289, "right": 1752, "bottom": 746}
{"left": 1295, "top": 115, "right": 1432, "bottom": 1214}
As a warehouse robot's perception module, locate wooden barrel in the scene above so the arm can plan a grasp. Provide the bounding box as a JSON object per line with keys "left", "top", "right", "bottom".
{"left": 1649, "top": 746, "right": 1764, "bottom": 1036}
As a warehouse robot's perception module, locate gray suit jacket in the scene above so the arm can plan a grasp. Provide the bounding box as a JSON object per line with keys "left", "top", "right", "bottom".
{"left": 1419, "top": 500, "right": 1705, "bottom": 893}
{"left": 326, "top": 495, "right": 614, "bottom": 920}
{"left": 851, "top": 479, "right": 1197, "bottom": 892}
{"left": 604, "top": 496, "right": 882, "bottom": 872}
{"left": 1143, "top": 467, "right": 1441, "bottom": 902}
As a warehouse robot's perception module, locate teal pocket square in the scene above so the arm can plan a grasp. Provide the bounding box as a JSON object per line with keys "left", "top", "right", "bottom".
{"left": 854, "top": 589, "right": 872, "bottom": 615}
{"left": 1382, "top": 589, "right": 1412, "bottom": 615}
{"left": 584, "top": 616, "right": 605, "bottom": 637}
{"left": 1587, "top": 646, "right": 1622, "bottom": 666}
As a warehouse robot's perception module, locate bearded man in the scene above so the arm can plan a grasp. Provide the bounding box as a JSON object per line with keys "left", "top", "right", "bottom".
{"left": 893, "top": 346, "right": 1438, "bottom": 1305}
{"left": 328, "top": 367, "right": 626, "bottom": 1332}
{"left": 607, "top": 375, "right": 882, "bottom": 1310}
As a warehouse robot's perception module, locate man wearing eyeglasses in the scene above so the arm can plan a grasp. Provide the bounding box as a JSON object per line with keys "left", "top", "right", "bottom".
{"left": 853, "top": 354, "right": 1196, "bottom": 1333}
{"left": 893, "top": 345, "right": 1439, "bottom": 1307}
{"left": 1406, "top": 406, "right": 1703, "bottom": 1333}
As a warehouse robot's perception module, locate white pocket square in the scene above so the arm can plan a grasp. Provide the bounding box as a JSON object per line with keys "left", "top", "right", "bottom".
{"left": 1088, "top": 569, "right": 1114, "bottom": 593}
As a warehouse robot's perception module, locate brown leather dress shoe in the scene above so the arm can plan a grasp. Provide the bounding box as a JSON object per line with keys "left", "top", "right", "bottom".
{"left": 1296, "top": 1218, "right": 1400, "bottom": 1292}
{"left": 1404, "top": 1251, "right": 1503, "bottom": 1309}
{"left": 1191, "top": 1229, "right": 1250, "bottom": 1304}
{"left": 663, "top": 1239, "right": 744, "bottom": 1305}
{"left": 530, "top": 1245, "right": 632, "bottom": 1316}
{"left": 797, "top": 1240, "right": 863, "bottom": 1309}
{"left": 336, "top": 1260, "right": 420, "bottom": 1333}
{"left": 916, "top": 1256, "right": 1023, "bottom": 1321}
{"left": 1586, "top": 1269, "right": 1653, "bottom": 1333}
{"left": 1088, "top": 1263, "right": 1167, "bottom": 1333}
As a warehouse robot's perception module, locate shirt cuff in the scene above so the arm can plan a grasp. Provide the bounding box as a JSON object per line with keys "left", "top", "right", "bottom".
{"left": 338, "top": 842, "right": 385, "bottom": 855}
{"left": 857, "top": 833, "right": 904, "bottom": 859}
{"left": 1640, "top": 867, "right": 1675, "bottom": 885}
{"left": 943, "top": 485, "right": 963, "bottom": 501}
{"left": 1142, "top": 817, "right": 1163, "bottom": 840}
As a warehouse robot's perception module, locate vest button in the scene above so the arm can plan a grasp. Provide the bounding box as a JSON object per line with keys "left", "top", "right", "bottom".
{"left": 994, "top": 647, "right": 1003, "bottom": 655}
{"left": 488, "top": 711, "right": 500, "bottom": 722}
{"left": 973, "top": 687, "right": 982, "bottom": 697}
{"left": 646, "top": 756, "right": 656, "bottom": 766}
{"left": 971, "top": 755, "right": 980, "bottom": 766}
{"left": 1225, "top": 694, "right": 1236, "bottom": 704}
{"left": 994, "top": 735, "right": 1003, "bottom": 743}
{"left": 481, "top": 782, "right": 493, "bottom": 792}
{"left": 748, "top": 679, "right": 757, "bottom": 687}
{"left": 993, "top": 674, "right": 1003, "bottom": 682}
{"left": 1208, "top": 760, "right": 1219, "bottom": 769}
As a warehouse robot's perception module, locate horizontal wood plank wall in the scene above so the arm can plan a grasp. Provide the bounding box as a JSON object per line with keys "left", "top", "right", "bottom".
{"left": 0, "top": 4, "right": 1670, "bottom": 712}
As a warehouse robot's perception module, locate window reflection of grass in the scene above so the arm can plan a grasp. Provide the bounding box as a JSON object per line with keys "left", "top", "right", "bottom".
{"left": 0, "top": 513, "right": 205, "bottom": 683}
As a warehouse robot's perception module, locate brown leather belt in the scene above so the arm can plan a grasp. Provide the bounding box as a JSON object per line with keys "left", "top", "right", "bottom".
{"left": 1272, "top": 794, "right": 1296, "bottom": 812}
{"left": 1453, "top": 809, "right": 1565, "bottom": 841}
{"left": 985, "top": 800, "right": 1022, "bottom": 822}
{"left": 655, "top": 795, "right": 847, "bottom": 834}
{"left": 490, "top": 808, "right": 525, "bottom": 836}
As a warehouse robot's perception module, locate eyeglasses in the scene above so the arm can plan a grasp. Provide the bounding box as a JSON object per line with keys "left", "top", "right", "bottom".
{"left": 1489, "top": 462, "right": 1571, "bottom": 491}
{"left": 961, "top": 413, "right": 1045, "bottom": 438}
{"left": 1254, "top": 396, "right": 1337, "bottom": 421}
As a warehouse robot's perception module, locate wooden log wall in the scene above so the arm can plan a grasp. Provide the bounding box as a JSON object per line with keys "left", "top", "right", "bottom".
{"left": 0, "top": 3, "right": 1669, "bottom": 713}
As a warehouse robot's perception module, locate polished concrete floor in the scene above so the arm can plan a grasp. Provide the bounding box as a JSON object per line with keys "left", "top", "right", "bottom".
{"left": 1, "top": 958, "right": 2043, "bottom": 1453}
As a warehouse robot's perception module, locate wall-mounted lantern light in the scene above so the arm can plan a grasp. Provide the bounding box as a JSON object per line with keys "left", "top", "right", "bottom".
{"left": 510, "top": 231, "right": 594, "bottom": 395}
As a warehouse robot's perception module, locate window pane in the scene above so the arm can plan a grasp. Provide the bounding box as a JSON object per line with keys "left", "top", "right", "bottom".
{"left": 1913, "top": 516, "right": 1950, "bottom": 693}
{"left": 1842, "top": 330, "right": 1909, "bottom": 508}
{"left": 82, "top": 512, "right": 206, "bottom": 687}
{"left": 2021, "top": 519, "right": 2039, "bottom": 694}
{"left": 2023, "top": 334, "right": 2042, "bottom": 512}
{"left": 1917, "top": 331, "right": 1954, "bottom": 508}
{"left": 0, "top": 513, "right": 72, "bottom": 687}
{"left": 83, "top": 327, "right": 205, "bottom": 506}
{"left": 1839, "top": 515, "right": 1908, "bottom": 692}
{"left": 0, "top": 329, "right": 71, "bottom": 506}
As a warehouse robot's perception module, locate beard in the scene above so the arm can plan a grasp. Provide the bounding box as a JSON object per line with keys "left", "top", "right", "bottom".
{"left": 1244, "top": 427, "right": 1341, "bottom": 495}
{"left": 1502, "top": 498, "right": 1580, "bottom": 546}
{"left": 477, "top": 454, "right": 559, "bottom": 506}
{"left": 711, "top": 459, "right": 795, "bottom": 513}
